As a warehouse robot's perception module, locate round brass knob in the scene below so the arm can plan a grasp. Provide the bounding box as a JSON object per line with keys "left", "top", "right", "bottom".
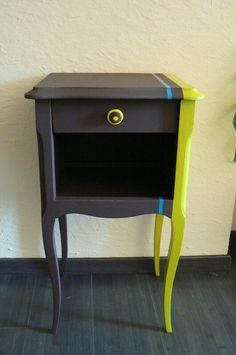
{"left": 107, "top": 109, "right": 124, "bottom": 125}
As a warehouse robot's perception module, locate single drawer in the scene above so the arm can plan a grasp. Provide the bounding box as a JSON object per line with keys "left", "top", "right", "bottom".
{"left": 52, "top": 99, "right": 179, "bottom": 133}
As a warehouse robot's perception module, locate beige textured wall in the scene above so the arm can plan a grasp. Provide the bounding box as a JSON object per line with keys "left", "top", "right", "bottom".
{"left": 0, "top": 0, "right": 235, "bottom": 257}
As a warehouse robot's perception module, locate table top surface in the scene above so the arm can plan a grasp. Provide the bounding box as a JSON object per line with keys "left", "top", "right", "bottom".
{"left": 25, "top": 73, "right": 204, "bottom": 101}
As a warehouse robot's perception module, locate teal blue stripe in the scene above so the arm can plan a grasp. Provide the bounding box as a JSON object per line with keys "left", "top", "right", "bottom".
{"left": 166, "top": 87, "right": 172, "bottom": 99}
{"left": 152, "top": 74, "right": 173, "bottom": 99}
{"left": 157, "top": 198, "right": 164, "bottom": 214}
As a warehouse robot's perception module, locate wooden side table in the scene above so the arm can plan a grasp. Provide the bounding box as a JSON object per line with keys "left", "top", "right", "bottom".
{"left": 25, "top": 73, "right": 203, "bottom": 333}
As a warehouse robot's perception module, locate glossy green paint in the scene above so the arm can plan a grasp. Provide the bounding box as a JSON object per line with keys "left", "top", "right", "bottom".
{"left": 153, "top": 95, "right": 199, "bottom": 332}
{"left": 164, "top": 100, "right": 196, "bottom": 332}
{"left": 164, "top": 73, "right": 204, "bottom": 100}
{"left": 153, "top": 73, "right": 204, "bottom": 332}
{"left": 154, "top": 214, "right": 164, "bottom": 277}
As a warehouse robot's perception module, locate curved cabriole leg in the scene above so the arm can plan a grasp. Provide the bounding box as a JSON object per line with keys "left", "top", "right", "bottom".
{"left": 154, "top": 214, "right": 164, "bottom": 277}
{"left": 164, "top": 213, "right": 185, "bottom": 333}
{"left": 163, "top": 100, "right": 195, "bottom": 332}
{"left": 42, "top": 212, "right": 61, "bottom": 334}
{"left": 58, "top": 215, "right": 68, "bottom": 277}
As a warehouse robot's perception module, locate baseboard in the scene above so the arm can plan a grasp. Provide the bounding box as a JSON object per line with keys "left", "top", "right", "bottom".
{"left": 0, "top": 255, "right": 231, "bottom": 275}
{"left": 229, "top": 231, "right": 236, "bottom": 253}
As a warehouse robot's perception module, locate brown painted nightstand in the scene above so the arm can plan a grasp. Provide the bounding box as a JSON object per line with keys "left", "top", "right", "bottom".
{"left": 25, "top": 73, "right": 203, "bottom": 333}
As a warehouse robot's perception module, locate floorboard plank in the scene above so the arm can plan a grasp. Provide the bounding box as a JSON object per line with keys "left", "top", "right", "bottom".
{"left": 0, "top": 275, "right": 36, "bottom": 355}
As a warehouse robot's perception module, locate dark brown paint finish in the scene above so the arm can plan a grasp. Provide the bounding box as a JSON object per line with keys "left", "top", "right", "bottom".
{"left": 25, "top": 73, "right": 181, "bottom": 333}
{"left": 25, "top": 73, "right": 183, "bottom": 100}
{"left": 52, "top": 99, "right": 179, "bottom": 133}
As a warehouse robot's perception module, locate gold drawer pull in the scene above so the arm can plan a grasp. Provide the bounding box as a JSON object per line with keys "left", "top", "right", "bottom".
{"left": 107, "top": 109, "right": 124, "bottom": 125}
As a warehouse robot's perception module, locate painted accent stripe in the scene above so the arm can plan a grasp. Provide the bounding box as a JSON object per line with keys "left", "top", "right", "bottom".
{"left": 160, "top": 74, "right": 182, "bottom": 89}
{"left": 157, "top": 198, "right": 165, "bottom": 214}
{"left": 152, "top": 73, "right": 173, "bottom": 99}
{"left": 164, "top": 73, "right": 204, "bottom": 101}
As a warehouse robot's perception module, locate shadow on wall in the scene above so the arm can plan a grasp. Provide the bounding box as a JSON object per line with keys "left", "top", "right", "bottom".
{"left": 0, "top": 76, "right": 44, "bottom": 257}
{"left": 232, "top": 199, "right": 236, "bottom": 231}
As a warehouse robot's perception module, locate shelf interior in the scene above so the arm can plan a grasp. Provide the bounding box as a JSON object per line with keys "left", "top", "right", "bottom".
{"left": 54, "top": 133, "right": 178, "bottom": 199}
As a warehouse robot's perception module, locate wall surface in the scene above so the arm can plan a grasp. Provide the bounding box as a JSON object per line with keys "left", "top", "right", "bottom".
{"left": 0, "top": 0, "right": 235, "bottom": 258}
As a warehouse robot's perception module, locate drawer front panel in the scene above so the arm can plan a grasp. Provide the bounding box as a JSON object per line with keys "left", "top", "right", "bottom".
{"left": 52, "top": 99, "right": 179, "bottom": 133}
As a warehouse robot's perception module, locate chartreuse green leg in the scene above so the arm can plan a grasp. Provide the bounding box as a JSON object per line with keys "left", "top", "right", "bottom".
{"left": 164, "top": 100, "right": 195, "bottom": 333}
{"left": 154, "top": 214, "right": 164, "bottom": 277}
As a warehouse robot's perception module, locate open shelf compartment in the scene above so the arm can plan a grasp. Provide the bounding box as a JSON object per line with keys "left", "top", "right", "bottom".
{"left": 54, "top": 133, "right": 178, "bottom": 199}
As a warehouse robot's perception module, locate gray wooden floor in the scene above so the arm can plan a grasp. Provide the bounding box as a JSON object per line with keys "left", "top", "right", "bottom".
{"left": 0, "top": 258, "right": 236, "bottom": 355}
